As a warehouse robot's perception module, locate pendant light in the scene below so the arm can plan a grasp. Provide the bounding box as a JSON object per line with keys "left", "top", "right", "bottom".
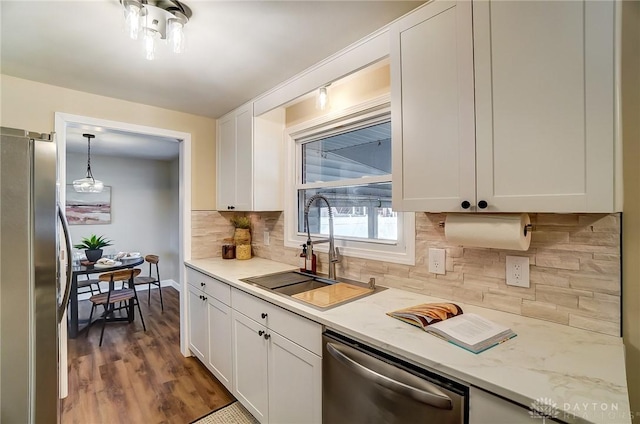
{"left": 73, "top": 134, "right": 104, "bottom": 193}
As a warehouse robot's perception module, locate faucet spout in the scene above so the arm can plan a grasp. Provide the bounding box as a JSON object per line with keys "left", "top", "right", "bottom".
{"left": 304, "top": 194, "right": 338, "bottom": 280}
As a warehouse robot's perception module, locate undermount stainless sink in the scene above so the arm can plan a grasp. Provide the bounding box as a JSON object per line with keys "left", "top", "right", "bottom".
{"left": 241, "top": 270, "right": 386, "bottom": 309}
{"left": 241, "top": 271, "right": 332, "bottom": 295}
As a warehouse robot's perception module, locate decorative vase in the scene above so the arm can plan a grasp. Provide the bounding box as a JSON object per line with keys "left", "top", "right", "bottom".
{"left": 234, "top": 228, "right": 251, "bottom": 246}
{"left": 236, "top": 244, "right": 252, "bottom": 260}
{"left": 85, "top": 249, "right": 103, "bottom": 263}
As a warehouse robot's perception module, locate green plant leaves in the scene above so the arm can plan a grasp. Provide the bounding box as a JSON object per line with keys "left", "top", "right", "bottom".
{"left": 72, "top": 234, "right": 113, "bottom": 250}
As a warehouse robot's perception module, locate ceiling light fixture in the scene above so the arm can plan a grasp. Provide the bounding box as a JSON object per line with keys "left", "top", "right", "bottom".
{"left": 316, "top": 85, "right": 330, "bottom": 111}
{"left": 121, "top": 0, "right": 192, "bottom": 60}
{"left": 73, "top": 134, "right": 104, "bottom": 193}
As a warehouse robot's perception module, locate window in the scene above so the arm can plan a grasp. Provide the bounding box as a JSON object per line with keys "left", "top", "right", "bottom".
{"left": 285, "top": 98, "right": 415, "bottom": 265}
{"left": 298, "top": 119, "right": 396, "bottom": 241}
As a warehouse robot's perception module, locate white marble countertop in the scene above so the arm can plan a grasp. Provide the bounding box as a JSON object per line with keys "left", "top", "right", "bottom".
{"left": 186, "top": 257, "right": 631, "bottom": 424}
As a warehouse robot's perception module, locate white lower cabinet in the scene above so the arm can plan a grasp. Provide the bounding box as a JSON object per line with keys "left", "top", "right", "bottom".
{"left": 231, "top": 289, "right": 322, "bottom": 424}
{"left": 469, "top": 387, "right": 535, "bottom": 424}
{"left": 187, "top": 268, "right": 234, "bottom": 391}
{"left": 187, "top": 284, "right": 208, "bottom": 362}
{"left": 207, "top": 297, "right": 233, "bottom": 391}
{"left": 232, "top": 310, "right": 270, "bottom": 422}
{"left": 268, "top": 331, "right": 322, "bottom": 424}
{"left": 187, "top": 267, "right": 322, "bottom": 424}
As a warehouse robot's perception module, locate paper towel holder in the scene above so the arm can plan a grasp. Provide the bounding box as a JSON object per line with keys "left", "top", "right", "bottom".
{"left": 438, "top": 221, "right": 534, "bottom": 236}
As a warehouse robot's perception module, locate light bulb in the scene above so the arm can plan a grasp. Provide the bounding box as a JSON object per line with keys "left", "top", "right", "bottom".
{"left": 144, "top": 28, "right": 159, "bottom": 60}
{"left": 316, "top": 86, "right": 329, "bottom": 110}
{"left": 124, "top": 2, "right": 141, "bottom": 40}
{"left": 168, "top": 19, "right": 185, "bottom": 53}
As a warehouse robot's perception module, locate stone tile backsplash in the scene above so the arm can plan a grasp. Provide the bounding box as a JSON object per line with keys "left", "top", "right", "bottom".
{"left": 192, "top": 211, "right": 621, "bottom": 336}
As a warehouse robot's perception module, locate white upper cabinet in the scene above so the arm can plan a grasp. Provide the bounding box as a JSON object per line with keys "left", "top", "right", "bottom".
{"left": 474, "top": 0, "right": 616, "bottom": 213}
{"left": 216, "top": 103, "right": 285, "bottom": 211}
{"left": 392, "top": 0, "right": 618, "bottom": 213}
{"left": 391, "top": 1, "right": 476, "bottom": 212}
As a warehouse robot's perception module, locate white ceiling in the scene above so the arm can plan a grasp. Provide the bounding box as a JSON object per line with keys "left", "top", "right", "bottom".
{"left": 66, "top": 125, "right": 180, "bottom": 160}
{"left": 1, "top": 1, "right": 422, "bottom": 119}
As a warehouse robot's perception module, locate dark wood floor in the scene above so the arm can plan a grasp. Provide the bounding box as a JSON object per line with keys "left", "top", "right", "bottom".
{"left": 61, "top": 287, "right": 234, "bottom": 424}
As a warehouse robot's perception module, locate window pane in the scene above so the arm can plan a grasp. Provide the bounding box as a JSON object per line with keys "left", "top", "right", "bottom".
{"left": 302, "top": 121, "right": 391, "bottom": 183}
{"left": 297, "top": 183, "right": 397, "bottom": 241}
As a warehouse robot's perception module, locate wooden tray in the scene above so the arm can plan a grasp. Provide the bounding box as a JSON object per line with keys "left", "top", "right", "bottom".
{"left": 292, "top": 282, "right": 373, "bottom": 308}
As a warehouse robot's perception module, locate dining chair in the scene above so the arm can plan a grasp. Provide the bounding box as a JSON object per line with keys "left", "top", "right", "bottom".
{"left": 76, "top": 276, "right": 102, "bottom": 296}
{"left": 87, "top": 268, "right": 146, "bottom": 346}
{"left": 133, "top": 254, "right": 163, "bottom": 311}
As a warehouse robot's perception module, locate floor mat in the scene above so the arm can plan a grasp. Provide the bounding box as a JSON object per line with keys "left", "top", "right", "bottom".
{"left": 191, "top": 401, "right": 259, "bottom": 424}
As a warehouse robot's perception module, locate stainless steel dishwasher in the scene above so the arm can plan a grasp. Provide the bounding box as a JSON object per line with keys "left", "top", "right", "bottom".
{"left": 323, "top": 330, "right": 468, "bottom": 423}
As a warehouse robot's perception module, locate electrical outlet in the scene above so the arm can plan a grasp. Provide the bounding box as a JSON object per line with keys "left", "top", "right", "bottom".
{"left": 428, "top": 248, "right": 446, "bottom": 275}
{"left": 263, "top": 231, "right": 270, "bottom": 246}
{"left": 506, "top": 256, "right": 530, "bottom": 288}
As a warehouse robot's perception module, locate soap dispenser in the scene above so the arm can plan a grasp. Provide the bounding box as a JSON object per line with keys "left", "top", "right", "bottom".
{"left": 299, "top": 244, "right": 308, "bottom": 272}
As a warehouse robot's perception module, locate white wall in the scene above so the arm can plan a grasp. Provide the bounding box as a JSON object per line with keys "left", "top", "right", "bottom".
{"left": 66, "top": 152, "right": 179, "bottom": 281}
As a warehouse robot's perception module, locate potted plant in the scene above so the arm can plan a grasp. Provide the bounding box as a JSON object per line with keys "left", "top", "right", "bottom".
{"left": 73, "top": 234, "right": 113, "bottom": 263}
{"left": 230, "top": 216, "right": 252, "bottom": 259}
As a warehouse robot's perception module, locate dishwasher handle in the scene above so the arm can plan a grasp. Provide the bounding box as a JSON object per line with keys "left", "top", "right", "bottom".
{"left": 326, "top": 342, "right": 453, "bottom": 410}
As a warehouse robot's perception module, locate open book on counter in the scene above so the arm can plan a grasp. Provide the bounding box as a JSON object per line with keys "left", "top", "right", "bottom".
{"left": 386, "top": 303, "right": 516, "bottom": 354}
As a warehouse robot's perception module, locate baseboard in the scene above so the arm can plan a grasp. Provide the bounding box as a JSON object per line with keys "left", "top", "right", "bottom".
{"left": 77, "top": 279, "right": 179, "bottom": 301}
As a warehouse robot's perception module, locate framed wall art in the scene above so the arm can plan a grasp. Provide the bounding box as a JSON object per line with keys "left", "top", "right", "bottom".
{"left": 65, "top": 185, "right": 112, "bottom": 225}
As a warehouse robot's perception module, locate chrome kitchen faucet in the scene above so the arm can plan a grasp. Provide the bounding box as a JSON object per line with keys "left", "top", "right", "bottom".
{"left": 303, "top": 194, "right": 339, "bottom": 280}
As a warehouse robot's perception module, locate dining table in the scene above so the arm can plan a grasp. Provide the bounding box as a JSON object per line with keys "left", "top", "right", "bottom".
{"left": 68, "top": 256, "right": 145, "bottom": 339}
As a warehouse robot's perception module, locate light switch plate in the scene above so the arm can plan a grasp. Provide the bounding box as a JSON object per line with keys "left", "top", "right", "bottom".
{"left": 506, "top": 256, "right": 530, "bottom": 288}
{"left": 263, "top": 231, "right": 270, "bottom": 246}
{"left": 428, "top": 248, "right": 446, "bottom": 275}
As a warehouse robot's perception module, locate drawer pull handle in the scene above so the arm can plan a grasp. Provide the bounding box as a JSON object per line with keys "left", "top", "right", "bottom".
{"left": 261, "top": 313, "right": 268, "bottom": 319}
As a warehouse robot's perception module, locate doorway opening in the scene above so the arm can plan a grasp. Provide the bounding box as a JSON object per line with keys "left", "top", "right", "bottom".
{"left": 55, "top": 113, "right": 193, "bottom": 397}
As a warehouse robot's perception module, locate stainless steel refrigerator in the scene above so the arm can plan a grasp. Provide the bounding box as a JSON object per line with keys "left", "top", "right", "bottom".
{"left": 1, "top": 127, "right": 73, "bottom": 423}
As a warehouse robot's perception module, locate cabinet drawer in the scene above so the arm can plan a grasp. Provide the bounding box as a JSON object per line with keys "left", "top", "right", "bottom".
{"left": 232, "top": 288, "right": 322, "bottom": 355}
{"left": 186, "top": 267, "right": 231, "bottom": 306}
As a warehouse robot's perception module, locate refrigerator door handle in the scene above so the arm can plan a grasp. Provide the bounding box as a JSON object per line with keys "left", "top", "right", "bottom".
{"left": 57, "top": 203, "right": 73, "bottom": 323}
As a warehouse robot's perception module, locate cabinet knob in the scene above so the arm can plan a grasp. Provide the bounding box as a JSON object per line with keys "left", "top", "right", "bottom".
{"left": 461, "top": 201, "right": 471, "bottom": 209}
{"left": 261, "top": 313, "right": 268, "bottom": 319}
{"left": 203, "top": 296, "right": 208, "bottom": 301}
{"left": 263, "top": 333, "right": 271, "bottom": 340}
{"left": 478, "top": 200, "right": 488, "bottom": 209}
{"left": 200, "top": 282, "right": 206, "bottom": 287}
{"left": 199, "top": 295, "right": 203, "bottom": 300}
{"left": 227, "top": 206, "right": 235, "bottom": 210}
{"left": 258, "top": 330, "right": 265, "bottom": 337}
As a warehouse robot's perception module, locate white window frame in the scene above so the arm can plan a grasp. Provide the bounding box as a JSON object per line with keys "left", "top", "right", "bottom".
{"left": 284, "top": 94, "right": 415, "bottom": 265}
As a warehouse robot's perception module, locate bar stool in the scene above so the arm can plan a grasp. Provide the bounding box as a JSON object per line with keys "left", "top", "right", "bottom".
{"left": 133, "top": 254, "right": 163, "bottom": 311}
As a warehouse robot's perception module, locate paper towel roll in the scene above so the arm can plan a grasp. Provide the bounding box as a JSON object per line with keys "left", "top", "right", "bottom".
{"left": 444, "top": 213, "right": 531, "bottom": 251}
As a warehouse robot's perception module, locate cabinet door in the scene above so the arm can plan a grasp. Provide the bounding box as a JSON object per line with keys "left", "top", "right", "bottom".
{"left": 234, "top": 103, "right": 253, "bottom": 211}
{"left": 268, "top": 332, "right": 322, "bottom": 424}
{"left": 217, "top": 112, "right": 236, "bottom": 210}
{"left": 232, "top": 310, "right": 268, "bottom": 423}
{"left": 469, "top": 387, "right": 534, "bottom": 424}
{"left": 391, "top": 0, "right": 476, "bottom": 212}
{"left": 207, "top": 297, "right": 233, "bottom": 392}
{"left": 187, "top": 285, "right": 207, "bottom": 362}
{"left": 474, "top": 1, "right": 615, "bottom": 212}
